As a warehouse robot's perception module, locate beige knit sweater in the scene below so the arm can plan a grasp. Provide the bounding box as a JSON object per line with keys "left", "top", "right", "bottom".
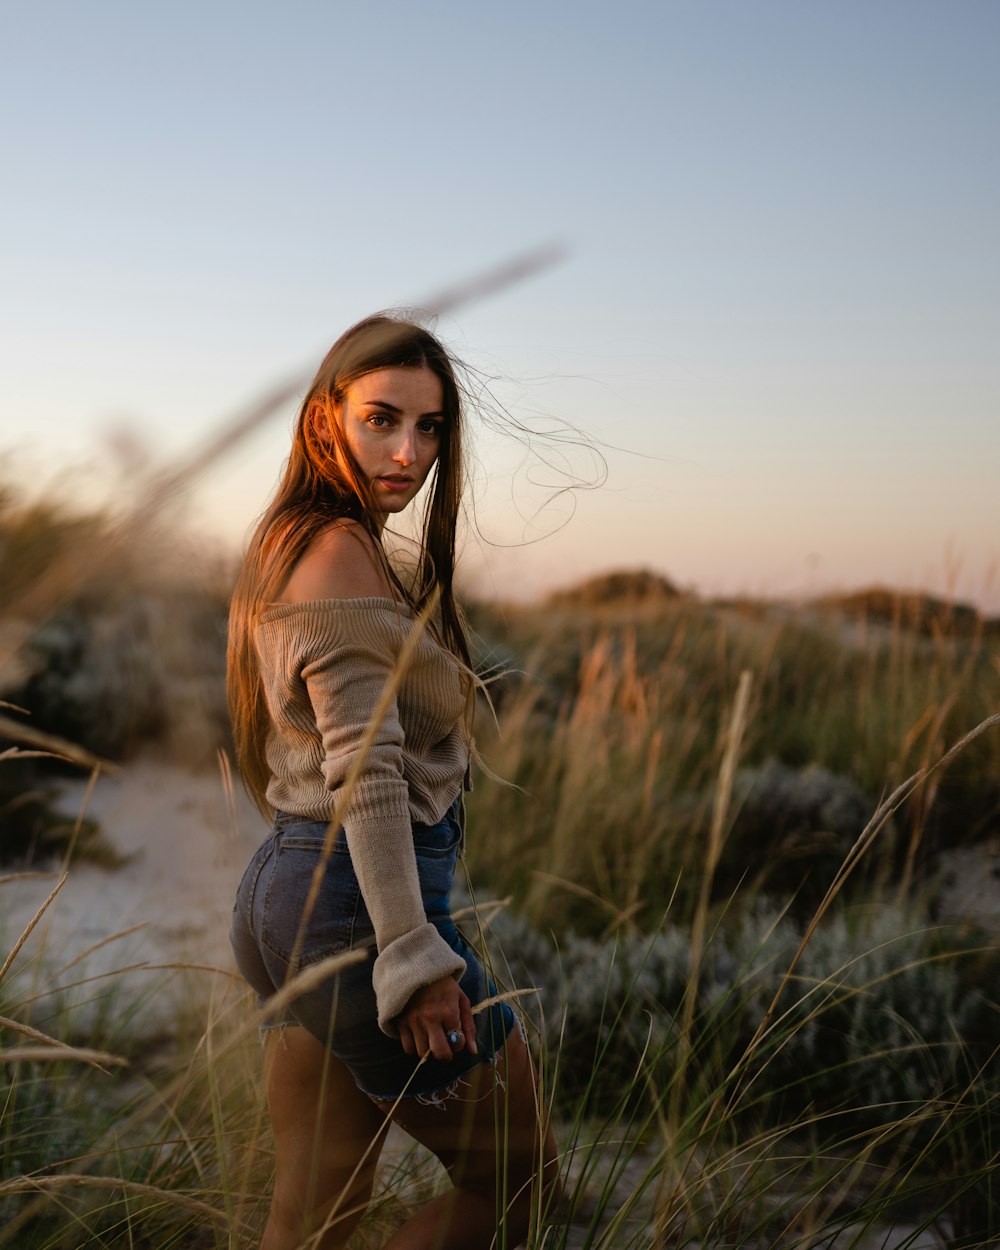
{"left": 255, "top": 596, "right": 470, "bottom": 1034}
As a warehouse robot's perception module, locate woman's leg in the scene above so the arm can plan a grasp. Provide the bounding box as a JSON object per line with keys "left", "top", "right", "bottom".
{"left": 377, "top": 1027, "right": 561, "bottom": 1250}
{"left": 261, "top": 1025, "right": 390, "bottom": 1250}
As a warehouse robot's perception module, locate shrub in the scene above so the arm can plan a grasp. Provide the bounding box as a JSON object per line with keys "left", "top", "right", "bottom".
{"left": 476, "top": 894, "right": 994, "bottom": 1134}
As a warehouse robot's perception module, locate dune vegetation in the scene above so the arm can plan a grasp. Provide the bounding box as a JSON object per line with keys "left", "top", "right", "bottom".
{"left": 1, "top": 481, "right": 998, "bottom": 1248}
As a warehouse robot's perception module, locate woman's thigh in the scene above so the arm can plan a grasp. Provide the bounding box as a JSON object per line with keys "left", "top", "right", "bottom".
{"left": 375, "top": 1026, "right": 559, "bottom": 1205}
{"left": 265, "top": 1026, "right": 391, "bottom": 1238}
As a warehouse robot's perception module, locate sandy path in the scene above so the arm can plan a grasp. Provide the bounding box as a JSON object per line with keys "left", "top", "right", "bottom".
{"left": 1, "top": 758, "right": 270, "bottom": 1033}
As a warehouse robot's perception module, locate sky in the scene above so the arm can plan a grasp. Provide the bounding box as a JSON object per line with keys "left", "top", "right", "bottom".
{"left": 2, "top": 0, "right": 998, "bottom": 609}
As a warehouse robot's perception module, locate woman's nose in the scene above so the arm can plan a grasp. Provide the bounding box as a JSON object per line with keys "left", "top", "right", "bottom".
{"left": 394, "top": 429, "right": 417, "bottom": 465}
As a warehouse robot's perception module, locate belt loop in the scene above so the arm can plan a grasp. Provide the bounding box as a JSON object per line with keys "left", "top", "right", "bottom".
{"left": 457, "top": 792, "right": 467, "bottom": 856}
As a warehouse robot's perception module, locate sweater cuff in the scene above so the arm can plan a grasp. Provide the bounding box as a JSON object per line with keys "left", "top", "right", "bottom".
{"left": 372, "top": 922, "right": 467, "bottom": 1037}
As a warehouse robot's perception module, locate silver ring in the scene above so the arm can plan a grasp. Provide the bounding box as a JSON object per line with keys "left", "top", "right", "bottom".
{"left": 447, "top": 1029, "right": 464, "bottom": 1049}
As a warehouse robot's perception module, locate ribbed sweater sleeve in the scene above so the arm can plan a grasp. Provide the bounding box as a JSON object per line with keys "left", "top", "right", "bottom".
{"left": 267, "top": 599, "right": 466, "bottom": 1034}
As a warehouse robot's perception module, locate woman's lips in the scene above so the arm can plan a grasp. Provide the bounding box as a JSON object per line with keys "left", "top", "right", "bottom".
{"left": 377, "top": 475, "right": 414, "bottom": 493}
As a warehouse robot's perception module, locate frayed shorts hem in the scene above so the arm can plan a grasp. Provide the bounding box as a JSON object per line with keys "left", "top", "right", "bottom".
{"left": 256, "top": 1011, "right": 521, "bottom": 1105}
{"left": 358, "top": 1011, "right": 522, "bottom": 1104}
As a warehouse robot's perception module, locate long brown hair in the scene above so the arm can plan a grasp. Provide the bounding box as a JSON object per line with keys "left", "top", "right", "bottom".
{"left": 227, "top": 313, "right": 472, "bottom": 814}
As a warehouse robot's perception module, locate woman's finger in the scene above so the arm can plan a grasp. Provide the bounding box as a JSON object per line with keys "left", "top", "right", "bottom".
{"left": 427, "top": 1025, "right": 455, "bottom": 1063}
{"left": 398, "top": 1022, "right": 415, "bottom": 1056}
{"left": 459, "top": 995, "right": 477, "bottom": 1055}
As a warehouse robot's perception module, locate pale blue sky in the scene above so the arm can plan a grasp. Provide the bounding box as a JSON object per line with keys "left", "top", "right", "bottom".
{"left": 2, "top": 1, "right": 998, "bottom": 606}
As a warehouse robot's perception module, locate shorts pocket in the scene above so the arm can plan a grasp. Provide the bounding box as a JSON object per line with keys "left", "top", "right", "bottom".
{"left": 412, "top": 811, "right": 462, "bottom": 915}
{"left": 411, "top": 810, "right": 463, "bottom": 858}
{"left": 260, "top": 840, "right": 363, "bottom": 965}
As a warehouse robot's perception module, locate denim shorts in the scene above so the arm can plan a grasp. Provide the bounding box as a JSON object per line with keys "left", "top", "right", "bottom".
{"left": 229, "top": 798, "right": 516, "bottom": 1101}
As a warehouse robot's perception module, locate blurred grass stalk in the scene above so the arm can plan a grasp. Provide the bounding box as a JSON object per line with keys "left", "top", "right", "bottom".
{"left": 0, "top": 244, "right": 565, "bottom": 683}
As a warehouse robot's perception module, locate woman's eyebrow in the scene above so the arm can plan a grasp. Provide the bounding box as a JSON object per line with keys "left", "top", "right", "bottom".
{"left": 361, "top": 399, "right": 445, "bottom": 418}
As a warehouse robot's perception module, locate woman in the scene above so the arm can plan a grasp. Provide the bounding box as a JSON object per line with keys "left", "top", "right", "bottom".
{"left": 228, "top": 314, "right": 558, "bottom": 1250}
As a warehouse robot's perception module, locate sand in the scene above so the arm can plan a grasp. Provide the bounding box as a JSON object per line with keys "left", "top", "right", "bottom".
{"left": 1, "top": 757, "right": 269, "bottom": 1035}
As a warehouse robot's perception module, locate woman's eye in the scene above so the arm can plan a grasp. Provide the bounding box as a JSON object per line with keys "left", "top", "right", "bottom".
{"left": 418, "top": 421, "right": 443, "bottom": 436}
{"left": 368, "top": 414, "right": 392, "bottom": 428}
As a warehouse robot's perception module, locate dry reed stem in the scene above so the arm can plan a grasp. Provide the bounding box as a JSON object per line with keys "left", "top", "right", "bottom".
{"left": 13, "top": 960, "right": 244, "bottom": 1013}
{"left": 0, "top": 378, "right": 300, "bottom": 656}
{"left": 897, "top": 693, "right": 956, "bottom": 901}
{"left": 0, "top": 980, "right": 270, "bottom": 1250}
{"left": 0, "top": 870, "right": 57, "bottom": 885}
{"left": 55, "top": 922, "right": 151, "bottom": 975}
{"left": 878, "top": 1040, "right": 1000, "bottom": 1202}
{"left": 217, "top": 745, "right": 241, "bottom": 843}
{"left": 742, "top": 710, "right": 1000, "bottom": 1073}
{"left": 25, "top": 994, "right": 260, "bottom": 1192}
{"left": 529, "top": 870, "right": 643, "bottom": 932}
{"left": 671, "top": 669, "right": 753, "bottom": 1127}
{"left": 413, "top": 242, "right": 565, "bottom": 318}
{"left": 132, "top": 959, "right": 247, "bottom": 977}
{"left": 801, "top": 1106, "right": 918, "bottom": 1242}
{"left": 450, "top": 895, "right": 513, "bottom": 927}
{"left": 255, "top": 950, "right": 369, "bottom": 1025}
{"left": 0, "top": 1012, "right": 87, "bottom": 1048}
{"left": 0, "top": 1045, "right": 128, "bottom": 1068}
{"left": 0, "top": 1014, "right": 125, "bottom": 1073}
{"left": 658, "top": 708, "right": 1000, "bottom": 1224}
{"left": 299, "top": 981, "right": 548, "bottom": 1248}
{"left": 59, "top": 988, "right": 258, "bottom": 1151}
{"left": 292, "top": 1033, "right": 452, "bottom": 1249}
{"left": 285, "top": 589, "right": 442, "bottom": 979}
{"left": 0, "top": 747, "right": 66, "bottom": 763}
{"left": 0, "top": 1174, "right": 236, "bottom": 1233}
{"left": 59, "top": 761, "right": 101, "bottom": 868}
{"left": 301, "top": 1068, "right": 436, "bottom": 1250}
{"left": 0, "top": 870, "right": 67, "bottom": 982}
{"left": 759, "top": 938, "right": 993, "bottom": 1087}
{"left": 0, "top": 711, "right": 117, "bottom": 773}
{"left": 0, "top": 246, "right": 561, "bottom": 674}
{"left": 470, "top": 987, "right": 539, "bottom": 1015}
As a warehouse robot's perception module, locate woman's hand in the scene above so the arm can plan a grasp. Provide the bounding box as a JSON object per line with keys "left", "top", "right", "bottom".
{"left": 397, "top": 976, "right": 477, "bottom": 1062}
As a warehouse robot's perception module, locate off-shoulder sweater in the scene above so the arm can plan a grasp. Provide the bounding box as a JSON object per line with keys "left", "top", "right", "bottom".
{"left": 254, "top": 597, "right": 471, "bottom": 1034}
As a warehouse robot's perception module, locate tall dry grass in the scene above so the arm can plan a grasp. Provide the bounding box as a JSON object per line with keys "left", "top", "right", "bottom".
{"left": 464, "top": 593, "right": 1000, "bottom": 934}
{"left": 2, "top": 672, "right": 999, "bottom": 1246}
{"left": 2, "top": 331, "right": 999, "bottom": 1243}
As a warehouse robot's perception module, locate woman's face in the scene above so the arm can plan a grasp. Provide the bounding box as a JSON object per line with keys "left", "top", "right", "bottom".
{"left": 332, "top": 365, "right": 445, "bottom": 520}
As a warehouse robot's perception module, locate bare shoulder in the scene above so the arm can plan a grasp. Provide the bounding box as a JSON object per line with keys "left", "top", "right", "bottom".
{"left": 279, "top": 521, "right": 395, "bottom": 603}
